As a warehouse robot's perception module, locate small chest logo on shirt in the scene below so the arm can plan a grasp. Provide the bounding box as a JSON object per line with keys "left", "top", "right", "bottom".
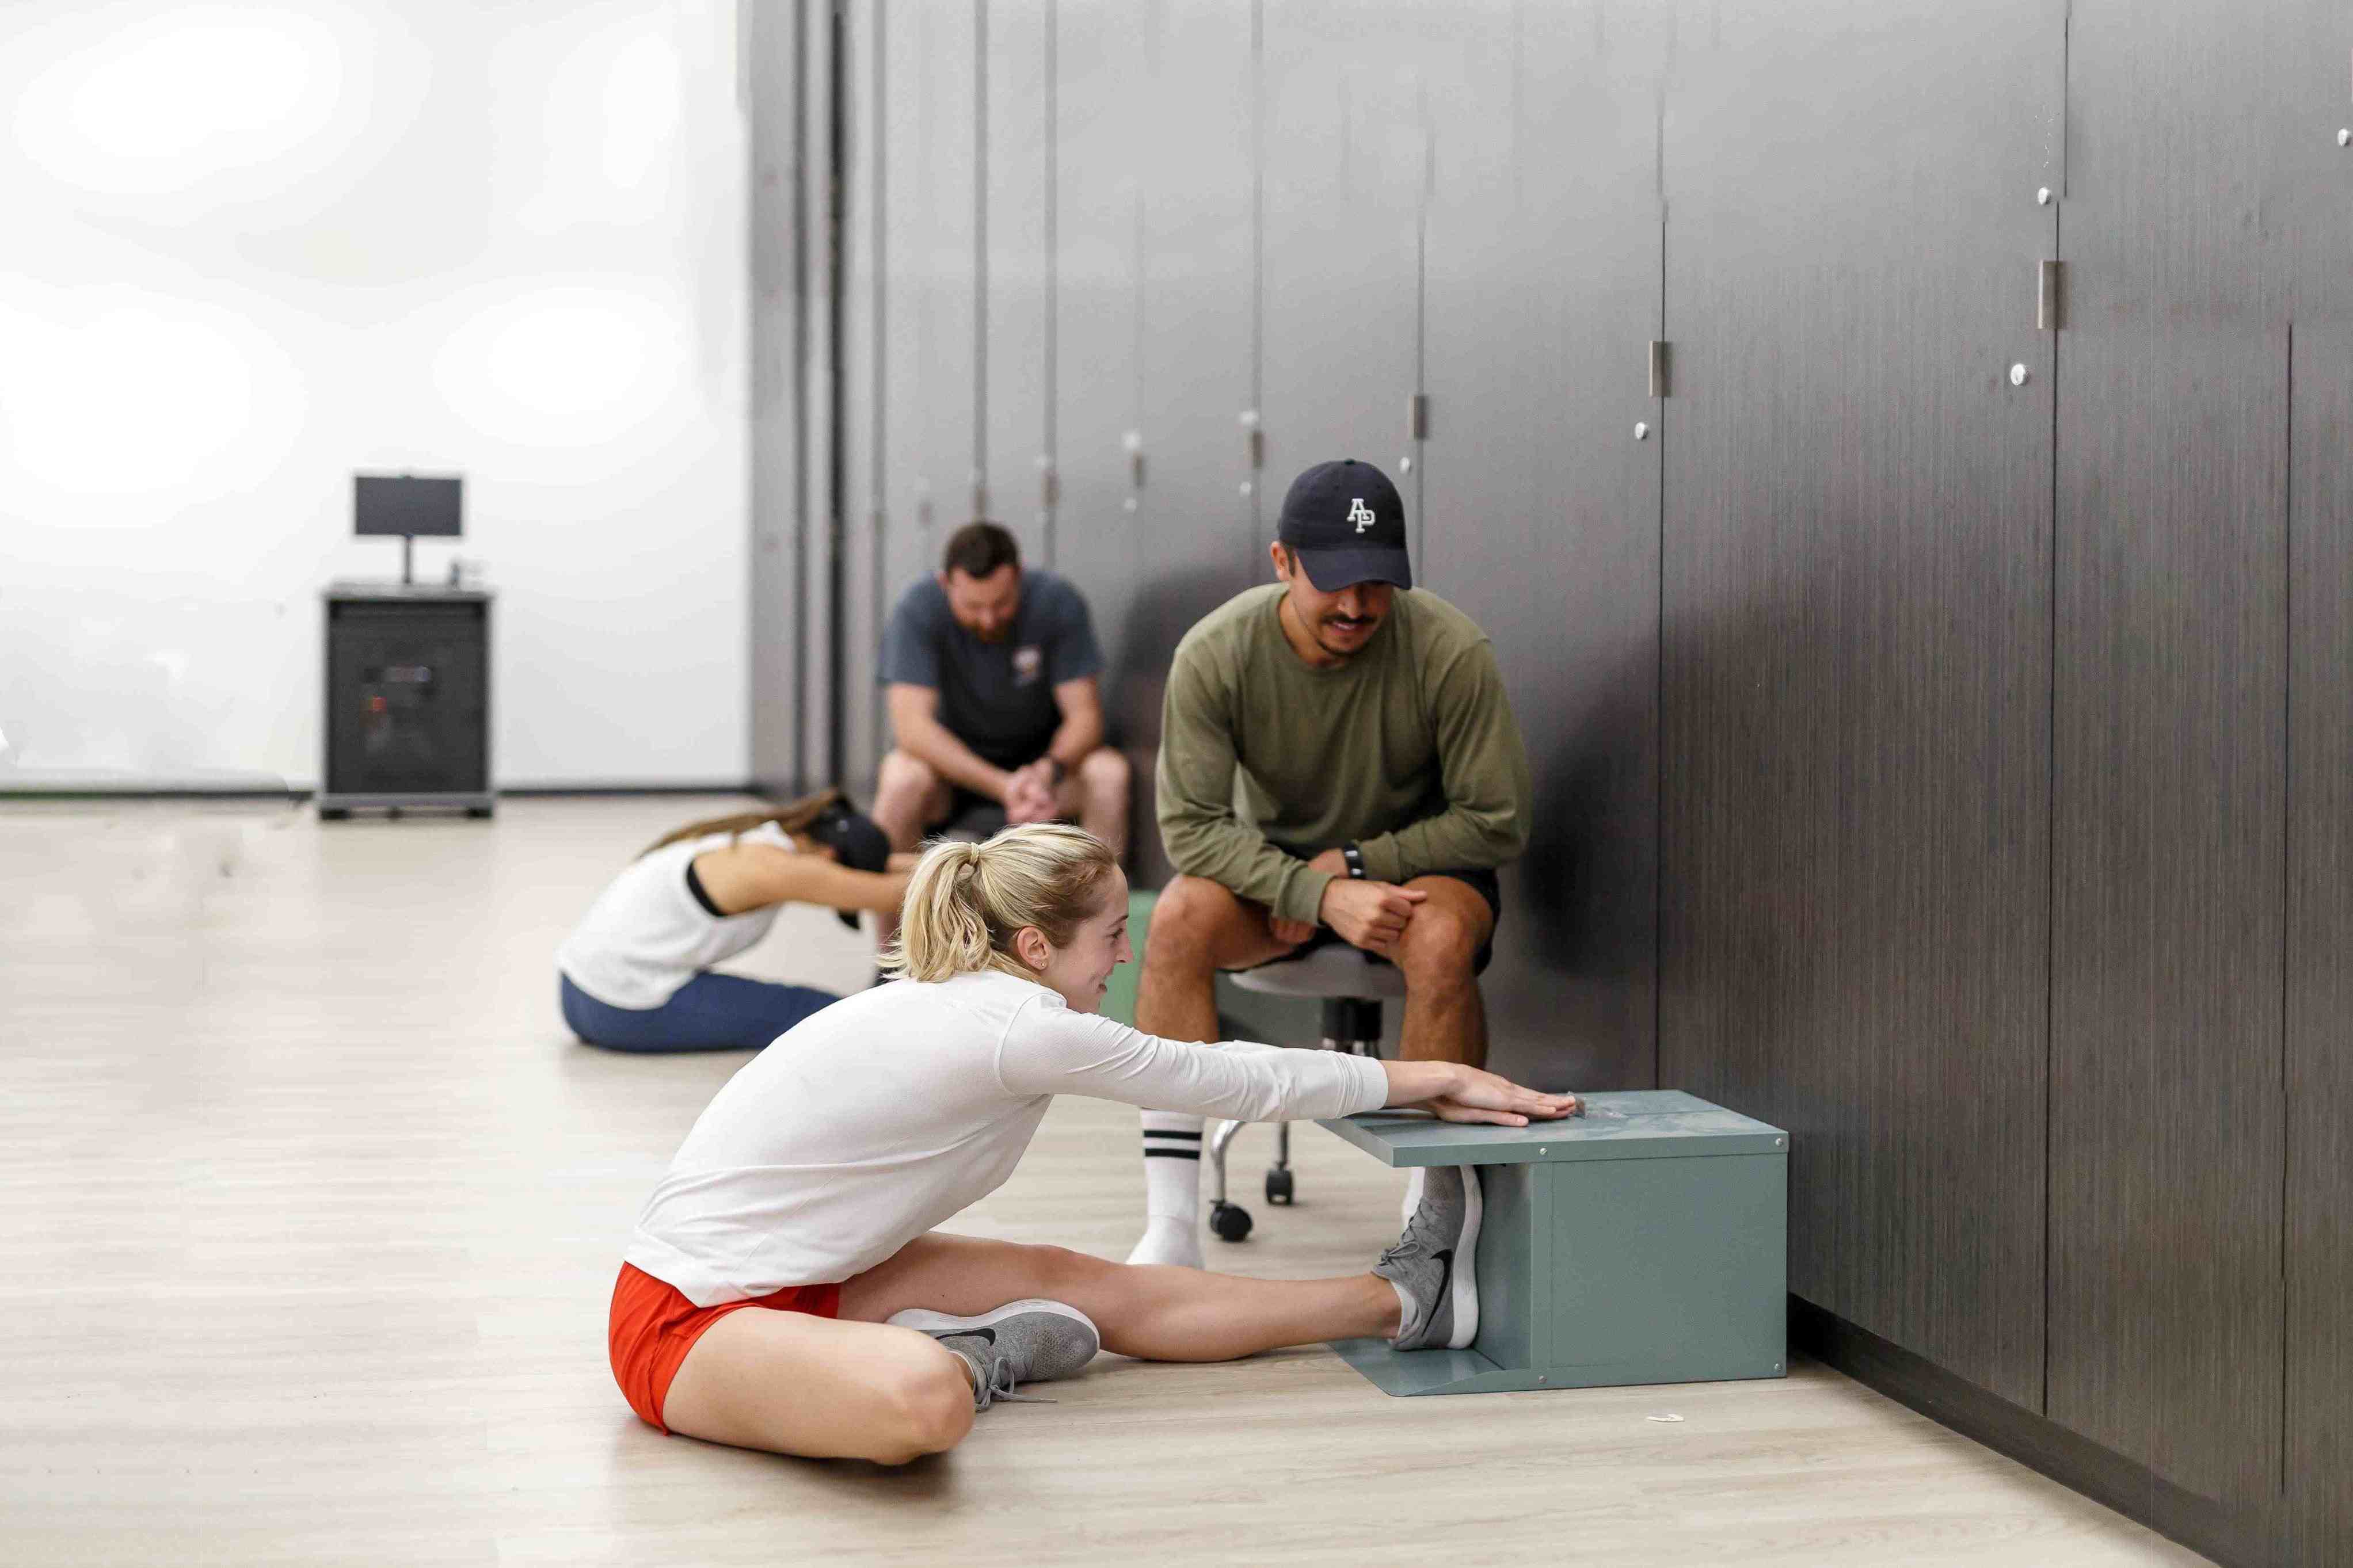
{"left": 1012, "top": 645, "right": 1044, "bottom": 685}
{"left": 1347, "top": 497, "right": 1376, "bottom": 533}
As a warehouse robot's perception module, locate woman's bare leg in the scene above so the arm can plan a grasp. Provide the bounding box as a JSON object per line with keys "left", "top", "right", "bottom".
{"left": 840, "top": 1234, "right": 1400, "bottom": 1361}
{"left": 659, "top": 1307, "right": 975, "bottom": 1464}
{"left": 656, "top": 1234, "right": 1397, "bottom": 1462}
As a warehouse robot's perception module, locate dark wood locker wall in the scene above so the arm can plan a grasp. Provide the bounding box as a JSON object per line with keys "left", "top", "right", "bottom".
{"left": 1048, "top": 1, "right": 1145, "bottom": 791}
{"left": 748, "top": 0, "right": 804, "bottom": 794}
{"left": 983, "top": 0, "right": 1054, "bottom": 562}
{"left": 1121, "top": 0, "right": 1261, "bottom": 890}
{"left": 1658, "top": 0, "right": 2060, "bottom": 1409}
{"left": 1258, "top": 2, "right": 1424, "bottom": 536}
{"left": 2286, "top": 325, "right": 2353, "bottom": 1568}
{"left": 2275, "top": 25, "right": 2353, "bottom": 1561}
{"left": 1414, "top": 0, "right": 1665, "bottom": 1094}
{"left": 2050, "top": 1, "right": 2291, "bottom": 1513}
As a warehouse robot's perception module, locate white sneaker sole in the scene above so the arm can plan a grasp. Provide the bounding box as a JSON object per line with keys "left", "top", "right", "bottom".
{"left": 1448, "top": 1165, "right": 1482, "bottom": 1350}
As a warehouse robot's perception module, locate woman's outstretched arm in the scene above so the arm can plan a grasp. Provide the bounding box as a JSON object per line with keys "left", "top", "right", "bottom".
{"left": 692, "top": 842, "right": 911, "bottom": 916}
{"left": 993, "top": 997, "right": 1578, "bottom": 1126}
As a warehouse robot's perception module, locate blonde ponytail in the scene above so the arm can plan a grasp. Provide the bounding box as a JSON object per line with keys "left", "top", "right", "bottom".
{"left": 885, "top": 823, "right": 1118, "bottom": 983}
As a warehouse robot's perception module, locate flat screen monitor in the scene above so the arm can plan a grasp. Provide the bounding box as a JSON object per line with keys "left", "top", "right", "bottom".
{"left": 355, "top": 474, "right": 462, "bottom": 537}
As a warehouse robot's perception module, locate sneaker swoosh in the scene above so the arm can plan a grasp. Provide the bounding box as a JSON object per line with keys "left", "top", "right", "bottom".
{"left": 943, "top": 1326, "right": 997, "bottom": 1347}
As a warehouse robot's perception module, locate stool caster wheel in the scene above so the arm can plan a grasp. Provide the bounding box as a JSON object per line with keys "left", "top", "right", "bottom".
{"left": 1265, "top": 1169, "right": 1294, "bottom": 1205}
{"left": 318, "top": 807, "right": 349, "bottom": 821}
{"left": 1209, "top": 1201, "right": 1253, "bottom": 1242}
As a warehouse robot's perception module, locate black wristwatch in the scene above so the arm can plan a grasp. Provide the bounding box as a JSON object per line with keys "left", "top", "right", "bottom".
{"left": 1341, "top": 842, "right": 1366, "bottom": 879}
{"left": 1045, "top": 756, "right": 1068, "bottom": 786}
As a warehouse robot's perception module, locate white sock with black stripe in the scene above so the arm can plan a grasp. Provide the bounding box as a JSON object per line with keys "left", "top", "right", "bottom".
{"left": 1125, "top": 1112, "right": 1205, "bottom": 1268}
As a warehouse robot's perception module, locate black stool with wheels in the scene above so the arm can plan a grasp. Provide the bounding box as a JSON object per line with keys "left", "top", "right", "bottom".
{"left": 1206, "top": 944, "right": 1407, "bottom": 1243}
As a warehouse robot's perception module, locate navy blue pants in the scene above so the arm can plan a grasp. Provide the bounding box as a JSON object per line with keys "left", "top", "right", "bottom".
{"left": 559, "top": 971, "right": 838, "bottom": 1054}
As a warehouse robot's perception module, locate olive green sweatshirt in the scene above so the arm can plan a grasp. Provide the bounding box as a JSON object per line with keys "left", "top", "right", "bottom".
{"left": 1154, "top": 584, "right": 1533, "bottom": 925}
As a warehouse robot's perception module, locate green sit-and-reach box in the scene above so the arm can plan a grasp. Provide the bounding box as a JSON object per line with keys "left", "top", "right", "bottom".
{"left": 1317, "top": 1089, "right": 1789, "bottom": 1397}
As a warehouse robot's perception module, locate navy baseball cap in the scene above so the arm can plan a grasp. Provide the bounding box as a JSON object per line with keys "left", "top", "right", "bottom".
{"left": 1274, "top": 459, "right": 1412, "bottom": 592}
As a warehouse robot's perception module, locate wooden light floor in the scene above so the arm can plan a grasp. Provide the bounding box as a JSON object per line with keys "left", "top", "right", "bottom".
{"left": 0, "top": 797, "right": 2206, "bottom": 1567}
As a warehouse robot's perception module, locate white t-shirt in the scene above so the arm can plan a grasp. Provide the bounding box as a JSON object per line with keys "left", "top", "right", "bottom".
{"left": 557, "top": 822, "right": 795, "bottom": 1010}
{"left": 623, "top": 970, "right": 1390, "bottom": 1304}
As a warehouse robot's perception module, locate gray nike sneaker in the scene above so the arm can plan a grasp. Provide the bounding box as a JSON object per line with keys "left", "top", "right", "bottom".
{"left": 1372, "top": 1163, "right": 1483, "bottom": 1351}
{"left": 888, "top": 1298, "right": 1101, "bottom": 1409}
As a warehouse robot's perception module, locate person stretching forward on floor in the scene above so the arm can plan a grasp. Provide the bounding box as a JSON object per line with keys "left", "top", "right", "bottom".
{"left": 610, "top": 823, "right": 1578, "bottom": 1463}
{"left": 558, "top": 792, "right": 912, "bottom": 1054}
{"left": 1127, "top": 459, "right": 1534, "bottom": 1268}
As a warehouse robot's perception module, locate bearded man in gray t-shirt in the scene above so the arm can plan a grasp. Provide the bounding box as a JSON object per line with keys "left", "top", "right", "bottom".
{"left": 874, "top": 522, "right": 1130, "bottom": 876}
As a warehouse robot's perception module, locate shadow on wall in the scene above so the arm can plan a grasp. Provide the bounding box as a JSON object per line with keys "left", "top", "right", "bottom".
{"left": 1483, "top": 631, "right": 1661, "bottom": 1095}
{"left": 1108, "top": 563, "right": 1249, "bottom": 891}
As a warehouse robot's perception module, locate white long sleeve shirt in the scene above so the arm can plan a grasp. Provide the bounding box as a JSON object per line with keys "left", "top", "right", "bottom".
{"left": 623, "top": 970, "right": 1389, "bottom": 1304}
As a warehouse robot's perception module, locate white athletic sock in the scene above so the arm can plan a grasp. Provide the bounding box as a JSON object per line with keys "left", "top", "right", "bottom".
{"left": 1127, "top": 1112, "right": 1205, "bottom": 1268}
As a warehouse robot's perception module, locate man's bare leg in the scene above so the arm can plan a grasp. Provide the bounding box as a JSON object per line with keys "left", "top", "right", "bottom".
{"left": 870, "top": 749, "right": 951, "bottom": 951}
{"left": 1052, "top": 745, "right": 1132, "bottom": 862}
{"left": 1391, "top": 875, "right": 1495, "bottom": 1070}
{"left": 1126, "top": 875, "right": 1300, "bottom": 1266}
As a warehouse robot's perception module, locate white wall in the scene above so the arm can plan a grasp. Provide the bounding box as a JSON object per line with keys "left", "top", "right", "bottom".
{"left": 0, "top": 0, "right": 751, "bottom": 789}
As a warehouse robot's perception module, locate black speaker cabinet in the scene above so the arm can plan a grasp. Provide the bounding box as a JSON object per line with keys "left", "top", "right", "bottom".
{"left": 319, "top": 584, "right": 494, "bottom": 817}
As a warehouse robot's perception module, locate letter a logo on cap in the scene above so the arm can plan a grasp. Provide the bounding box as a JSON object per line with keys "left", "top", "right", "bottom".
{"left": 1347, "top": 497, "right": 1376, "bottom": 533}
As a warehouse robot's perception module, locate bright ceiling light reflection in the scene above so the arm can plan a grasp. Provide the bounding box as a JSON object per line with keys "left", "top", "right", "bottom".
{"left": 433, "top": 285, "right": 688, "bottom": 448}
{"left": 13, "top": 5, "right": 358, "bottom": 199}
{"left": 603, "top": 30, "right": 683, "bottom": 189}
{"left": 0, "top": 293, "right": 301, "bottom": 498}
{"left": 518, "top": 20, "right": 686, "bottom": 230}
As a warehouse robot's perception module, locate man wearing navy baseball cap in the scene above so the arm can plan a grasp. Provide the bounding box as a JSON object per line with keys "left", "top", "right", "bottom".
{"left": 1124, "top": 459, "right": 1534, "bottom": 1269}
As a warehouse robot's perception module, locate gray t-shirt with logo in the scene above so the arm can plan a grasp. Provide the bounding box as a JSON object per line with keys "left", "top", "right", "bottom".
{"left": 878, "top": 570, "right": 1103, "bottom": 769}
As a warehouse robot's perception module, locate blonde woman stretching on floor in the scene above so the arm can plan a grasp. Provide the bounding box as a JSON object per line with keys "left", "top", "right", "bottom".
{"left": 610, "top": 822, "right": 1580, "bottom": 1463}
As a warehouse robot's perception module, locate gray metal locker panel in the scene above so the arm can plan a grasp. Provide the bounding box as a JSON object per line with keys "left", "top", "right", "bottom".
{"left": 874, "top": 0, "right": 936, "bottom": 780}
{"left": 748, "top": 0, "right": 804, "bottom": 795}
{"left": 1415, "top": 0, "right": 1665, "bottom": 1096}
{"left": 922, "top": 0, "right": 984, "bottom": 533}
{"left": 2050, "top": 1, "right": 2291, "bottom": 1513}
{"left": 797, "top": 0, "right": 837, "bottom": 790}
{"left": 1123, "top": 0, "right": 1261, "bottom": 889}
{"left": 1049, "top": 1, "right": 1143, "bottom": 777}
{"left": 1658, "top": 0, "right": 2059, "bottom": 1410}
{"left": 984, "top": 0, "right": 1054, "bottom": 563}
{"left": 839, "top": 0, "right": 886, "bottom": 789}
{"left": 1258, "top": 3, "right": 1424, "bottom": 533}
